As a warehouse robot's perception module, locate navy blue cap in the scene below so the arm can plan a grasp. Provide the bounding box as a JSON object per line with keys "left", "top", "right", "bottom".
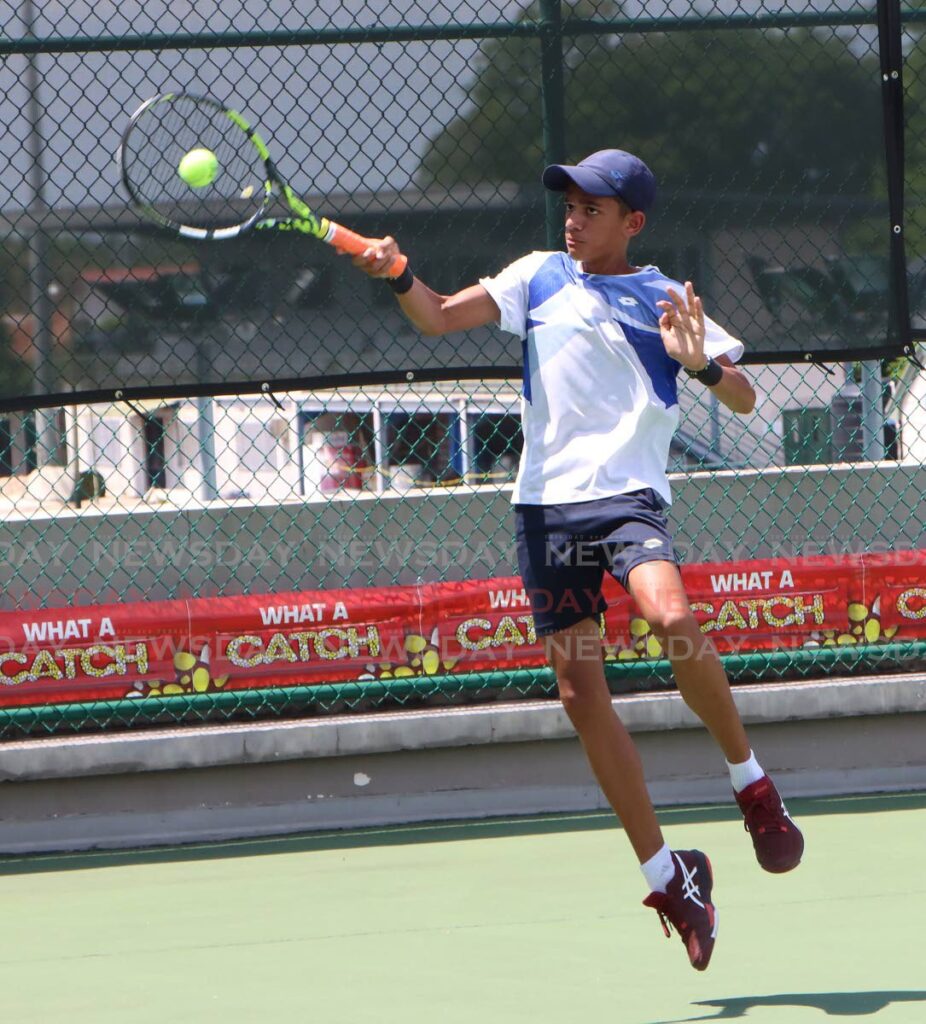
{"left": 542, "top": 149, "right": 657, "bottom": 213}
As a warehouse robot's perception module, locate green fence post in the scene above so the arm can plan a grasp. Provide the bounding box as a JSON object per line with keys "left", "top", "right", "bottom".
{"left": 540, "top": 0, "right": 566, "bottom": 249}
{"left": 23, "top": 0, "right": 59, "bottom": 467}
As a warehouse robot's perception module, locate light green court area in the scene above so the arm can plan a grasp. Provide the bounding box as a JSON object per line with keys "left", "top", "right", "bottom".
{"left": 0, "top": 792, "right": 923, "bottom": 1024}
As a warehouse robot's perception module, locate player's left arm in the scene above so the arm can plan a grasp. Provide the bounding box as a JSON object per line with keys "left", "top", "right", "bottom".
{"left": 657, "top": 281, "right": 756, "bottom": 416}
{"left": 708, "top": 355, "right": 756, "bottom": 415}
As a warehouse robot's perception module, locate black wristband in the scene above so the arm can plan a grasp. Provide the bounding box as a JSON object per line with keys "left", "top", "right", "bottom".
{"left": 685, "top": 355, "right": 724, "bottom": 386}
{"left": 388, "top": 265, "right": 414, "bottom": 294}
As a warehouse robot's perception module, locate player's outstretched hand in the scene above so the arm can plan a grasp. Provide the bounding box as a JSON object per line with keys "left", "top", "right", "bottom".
{"left": 657, "top": 281, "right": 707, "bottom": 371}
{"left": 351, "top": 236, "right": 404, "bottom": 279}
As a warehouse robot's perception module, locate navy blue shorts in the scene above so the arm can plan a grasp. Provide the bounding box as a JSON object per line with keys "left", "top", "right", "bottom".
{"left": 515, "top": 488, "right": 678, "bottom": 637}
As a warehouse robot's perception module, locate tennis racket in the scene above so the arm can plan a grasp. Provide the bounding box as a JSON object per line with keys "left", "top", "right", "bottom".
{"left": 117, "top": 92, "right": 407, "bottom": 276}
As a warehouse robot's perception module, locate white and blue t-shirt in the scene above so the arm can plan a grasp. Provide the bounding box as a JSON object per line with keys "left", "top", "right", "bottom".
{"left": 479, "top": 252, "right": 744, "bottom": 506}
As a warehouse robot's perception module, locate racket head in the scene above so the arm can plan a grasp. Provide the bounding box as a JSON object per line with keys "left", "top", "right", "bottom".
{"left": 118, "top": 93, "right": 275, "bottom": 238}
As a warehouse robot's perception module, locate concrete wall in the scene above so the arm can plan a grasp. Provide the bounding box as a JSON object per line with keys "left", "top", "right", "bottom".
{"left": 0, "top": 672, "right": 923, "bottom": 853}
{"left": 2, "top": 461, "right": 924, "bottom": 609}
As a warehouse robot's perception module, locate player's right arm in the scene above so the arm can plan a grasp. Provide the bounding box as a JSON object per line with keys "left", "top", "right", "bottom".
{"left": 351, "top": 236, "right": 500, "bottom": 336}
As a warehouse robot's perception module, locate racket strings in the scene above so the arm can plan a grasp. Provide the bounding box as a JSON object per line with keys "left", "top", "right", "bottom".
{"left": 123, "top": 96, "right": 267, "bottom": 229}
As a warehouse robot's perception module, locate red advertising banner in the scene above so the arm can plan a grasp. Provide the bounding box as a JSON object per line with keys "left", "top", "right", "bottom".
{"left": 0, "top": 598, "right": 189, "bottom": 707}
{"left": 679, "top": 557, "right": 851, "bottom": 651}
{"left": 0, "top": 552, "right": 924, "bottom": 708}
{"left": 858, "top": 550, "right": 926, "bottom": 636}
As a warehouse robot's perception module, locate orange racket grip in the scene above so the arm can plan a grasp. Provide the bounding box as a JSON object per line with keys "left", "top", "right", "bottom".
{"left": 324, "top": 221, "right": 408, "bottom": 278}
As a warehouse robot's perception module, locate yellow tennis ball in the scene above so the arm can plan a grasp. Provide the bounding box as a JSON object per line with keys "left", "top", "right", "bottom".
{"left": 178, "top": 147, "right": 219, "bottom": 188}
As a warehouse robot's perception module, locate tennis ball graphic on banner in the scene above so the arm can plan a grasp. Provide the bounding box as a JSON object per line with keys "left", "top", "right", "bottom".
{"left": 178, "top": 147, "right": 219, "bottom": 188}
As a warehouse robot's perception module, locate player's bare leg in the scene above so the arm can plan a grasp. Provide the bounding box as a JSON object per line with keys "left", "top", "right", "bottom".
{"left": 625, "top": 560, "right": 750, "bottom": 763}
{"left": 546, "top": 617, "right": 664, "bottom": 862}
{"left": 626, "top": 559, "right": 803, "bottom": 873}
{"left": 547, "top": 614, "right": 719, "bottom": 970}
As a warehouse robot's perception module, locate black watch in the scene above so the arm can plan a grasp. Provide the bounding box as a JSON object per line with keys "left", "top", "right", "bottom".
{"left": 684, "top": 356, "right": 723, "bottom": 386}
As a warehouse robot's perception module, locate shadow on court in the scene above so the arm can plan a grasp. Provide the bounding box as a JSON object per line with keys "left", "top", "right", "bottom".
{"left": 651, "top": 990, "right": 926, "bottom": 1021}
{"left": 0, "top": 790, "right": 924, "bottom": 877}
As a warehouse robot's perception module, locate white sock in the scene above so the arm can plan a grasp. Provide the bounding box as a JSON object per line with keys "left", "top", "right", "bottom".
{"left": 727, "top": 750, "right": 765, "bottom": 793}
{"left": 640, "top": 843, "right": 676, "bottom": 893}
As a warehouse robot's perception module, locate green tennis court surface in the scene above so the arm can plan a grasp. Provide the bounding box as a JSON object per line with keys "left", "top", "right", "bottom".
{"left": 0, "top": 791, "right": 923, "bottom": 1023}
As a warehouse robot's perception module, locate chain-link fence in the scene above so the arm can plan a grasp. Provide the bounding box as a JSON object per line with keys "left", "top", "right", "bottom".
{"left": 1, "top": 0, "right": 925, "bottom": 737}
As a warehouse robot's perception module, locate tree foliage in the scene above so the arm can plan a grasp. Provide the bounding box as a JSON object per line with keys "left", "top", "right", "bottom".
{"left": 419, "top": 10, "right": 881, "bottom": 198}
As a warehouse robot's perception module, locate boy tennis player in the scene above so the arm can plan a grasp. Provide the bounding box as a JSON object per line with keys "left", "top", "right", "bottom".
{"left": 353, "top": 149, "right": 803, "bottom": 972}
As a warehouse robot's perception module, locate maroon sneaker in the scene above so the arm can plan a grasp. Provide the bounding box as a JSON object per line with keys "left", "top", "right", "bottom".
{"left": 642, "top": 849, "right": 718, "bottom": 972}
{"left": 735, "top": 774, "right": 804, "bottom": 873}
